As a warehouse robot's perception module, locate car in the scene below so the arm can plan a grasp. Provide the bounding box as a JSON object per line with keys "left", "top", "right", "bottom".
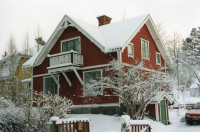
{"left": 185, "top": 102, "right": 200, "bottom": 124}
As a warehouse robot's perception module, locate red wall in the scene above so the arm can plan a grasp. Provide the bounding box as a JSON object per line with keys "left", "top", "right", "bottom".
{"left": 122, "top": 24, "right": 165, "bottom": 72}
{"left": 33, "top": 26, "right": 118, "bottom": 105}
{"left": 33, "top": 27, "right": 117, "bottom": 75}
{"left": 33, "top": 24, "right": 166, "bottom": 105}
{"left": 146, "top": 104, "right": 156, "bottom": 119}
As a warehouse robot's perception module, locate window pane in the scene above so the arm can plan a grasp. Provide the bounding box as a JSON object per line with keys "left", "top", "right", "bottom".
{"left": 128, "top": 44, "right": 133, "bottom": 55}
{"left": 67, "top": 41, "right": 74, "bottom": 51}
{"left": 143, "top": 41, "right": 146, "bottom": 57}
{"left": 142, "top": 41, "right": 145, "bottom": 57}
{"left": 96, "top": 71, "right": 101, "bottom": 80}
{"left": 75, "top": 39, "right": 79, "bottom": 53}
{"left": 146, "top": 41, "right": 149, "bottom": 58}
{"left": 157, "top": 53, "right": 160, "bottom": 64}
{"left": 62, "top": 42, "right": 66, "bottom": 52}
{"left": 84, "top": 70, "right": 102, "bottom": 92}
{"left": 44, "top": 77, "right": 58, "bottom": 95}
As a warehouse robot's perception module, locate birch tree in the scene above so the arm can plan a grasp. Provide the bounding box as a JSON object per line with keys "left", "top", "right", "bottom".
{"left": 35, "top": 24, "right": 45, "bottom": 52}
{"left": 84, "top": 60, "right": 172, "bottom": 120}
{"left": 22, "top": 30, "right": 33, "bottom": 56}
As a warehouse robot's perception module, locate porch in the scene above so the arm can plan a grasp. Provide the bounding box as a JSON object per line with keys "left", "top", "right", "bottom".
{"left": 46, "top": 50, "right": 84, "bottom": 88}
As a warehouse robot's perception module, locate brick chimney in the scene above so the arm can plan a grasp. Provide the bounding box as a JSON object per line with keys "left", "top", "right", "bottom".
{"left": 97, "top": 15, "right": 112, "bottom": 26}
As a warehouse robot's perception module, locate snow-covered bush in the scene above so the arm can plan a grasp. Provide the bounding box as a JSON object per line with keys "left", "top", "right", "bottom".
{"left": 0, "top": 91, "right": 73, "bottom": 132}
{"left": 0, "top": 96, "right": 31, "bottom": 132}
{"left": 85, "top": 60, "right": 172, "bottom": 120}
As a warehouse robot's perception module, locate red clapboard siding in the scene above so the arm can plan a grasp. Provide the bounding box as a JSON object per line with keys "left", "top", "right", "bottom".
{"left": 122, "top": 24, "right": 165, "bottom": 73}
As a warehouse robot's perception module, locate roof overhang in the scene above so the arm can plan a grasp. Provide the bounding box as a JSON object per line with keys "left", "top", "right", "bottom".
{"left": 152, "top": 91, "right": 173, "bottom": 104}
{"left": 121, "top": 15, "right": 173, "bottom": 67}
{"left": 32, "top": 15, "right": 106, "bottom": 68}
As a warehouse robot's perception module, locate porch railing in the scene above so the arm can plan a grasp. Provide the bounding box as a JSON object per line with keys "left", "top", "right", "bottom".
{"left": 48, "top": 51, "right": 83, "bottom": 69}
{"left": 50, "top": 117, "right": 90, "bottom": 132}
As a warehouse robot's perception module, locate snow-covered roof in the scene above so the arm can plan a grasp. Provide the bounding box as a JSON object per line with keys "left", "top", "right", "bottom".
{"left": 22, "top": 14, "right": 173, "bottom": 68}
{"left": 0, "top": 53, "right": 25, "bottom": 77}
{"left": 152, "top": 91, "right": 173, "bottom": 104}
{"left": 189, "top": 78, "right": 200, "bottom": 89}
{"left": 22, "top": 49, "right": 42, "bottom": 68}
{"left": 21, "top": 78, "right": 31, "bottom": 83}
{"left": 99, "top": 14, "right": 148, "bottom": 51}
{"left": 190, "top": 84, "right": 199, "bottom": 89}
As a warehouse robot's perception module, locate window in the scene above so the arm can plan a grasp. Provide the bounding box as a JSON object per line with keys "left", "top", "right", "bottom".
{"left": 141, "top": 39, "right": 149, "bottom": 59}
{"left": 44, "top": 76, "right": 58, "bottom": 95}
{"left": 28, "top": 82, "right": 32, "bottom": 98}
{"left": 128, "top": 43, "right": 134, "bottom": 57}
{"left": 83, "top": 70, "right": 102, "bottom": 94}
{"left": 61, "top": 37, "right": 80, "bottom": 53}
{"left": 156, "top": 52, "right": 161, "bottom": 65}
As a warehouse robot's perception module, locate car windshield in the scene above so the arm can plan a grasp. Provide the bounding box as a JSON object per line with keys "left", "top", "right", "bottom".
{"left": 193, "top": 103, "right": 200, "bottom": 109}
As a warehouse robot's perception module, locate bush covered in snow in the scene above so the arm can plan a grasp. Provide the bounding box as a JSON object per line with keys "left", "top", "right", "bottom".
{"left": 0, "top": 91, "right": 73, "bottom": 132}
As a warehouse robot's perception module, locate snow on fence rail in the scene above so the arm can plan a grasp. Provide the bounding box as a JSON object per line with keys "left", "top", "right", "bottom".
{"left": 50, "top": 117, "right": 90, "bottom": 132}
{"left": 121, "top": 115, "right": 151, "bottom": 132}
{"left": 130, "top": 120, "right": 151, "bottom": 132}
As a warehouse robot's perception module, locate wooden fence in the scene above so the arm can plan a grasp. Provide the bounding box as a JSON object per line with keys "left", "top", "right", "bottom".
{"left": 56, "top": 120, "right": 90, "bottom": 132}
{"left": 130, "top": 124, "right": 151, "bottom": 132}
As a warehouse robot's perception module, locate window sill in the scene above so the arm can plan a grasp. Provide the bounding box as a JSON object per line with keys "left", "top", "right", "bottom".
{"left": 128, "top": 55, "right": 134, "bottom": 58}
{"left": 142, "top": 57, "right": 149, "bottom": 60}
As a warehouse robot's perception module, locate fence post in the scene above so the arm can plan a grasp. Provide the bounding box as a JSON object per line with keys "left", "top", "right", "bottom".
{"left": 49, "top": 117, "right": 59, "bottom": 132}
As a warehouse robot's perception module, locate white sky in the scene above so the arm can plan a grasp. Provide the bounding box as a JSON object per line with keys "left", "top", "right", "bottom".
{"left": 0, "top": 0, "right": 200, "bottom": 58}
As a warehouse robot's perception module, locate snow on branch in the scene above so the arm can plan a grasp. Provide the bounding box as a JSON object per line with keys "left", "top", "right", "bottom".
{"left": 84, "top": 60, "right": 172, "bottom": 120}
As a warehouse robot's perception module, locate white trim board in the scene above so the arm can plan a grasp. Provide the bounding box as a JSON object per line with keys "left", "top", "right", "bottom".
{"left": 33, "top": 64, "right": 110, "bottom": 78}
{"left": 72, "top": 103, "right": 119, "bottom": 108}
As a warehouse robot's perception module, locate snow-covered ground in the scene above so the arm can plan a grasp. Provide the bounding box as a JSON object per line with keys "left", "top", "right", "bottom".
{"left": 72, "top": 110, "right": 199, "bottom": 132}
{"left": 71, "top": 97, "right": 200, "bottom": 132}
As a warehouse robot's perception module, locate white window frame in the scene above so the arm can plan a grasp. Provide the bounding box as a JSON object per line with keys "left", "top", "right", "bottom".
{"left": 83, "top": 69, "right": 103, "bottom": 95}
{"left": 43, "top": 75, "right": 60, "bottom": 95}
{"left": 156, "top": 52, "right": 161, "bottom": 65}
{"left": 140, "top": 38, "right": 149, "bottom": 60}
{"left": 60, "top": 36, "right": 81, "bottom": 54}
{"left": 128, "top": 43, "right": 134, "bottom": 58}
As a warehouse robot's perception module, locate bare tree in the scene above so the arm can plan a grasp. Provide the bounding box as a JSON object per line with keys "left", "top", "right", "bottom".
{"left": 156, "top": 23, "right": 169, "bottom": 45}
{"left": 6, "top": 33, "right": 18, "bottom": 56}
{"left": 22, "top": 30, "right": 33, "bottom": 56}
{"left": 123, "top": 7, "right": 126, "bottom": 20}
{"left": 35, "top": 24, "right": 45, "bottom": 52}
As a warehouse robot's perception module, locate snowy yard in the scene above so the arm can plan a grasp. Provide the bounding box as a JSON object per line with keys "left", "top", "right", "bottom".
{"left": 72, "top": 108, "right": 200, "bottom": 132}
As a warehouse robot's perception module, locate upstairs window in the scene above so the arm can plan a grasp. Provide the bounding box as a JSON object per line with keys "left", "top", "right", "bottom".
{"left": 83, "top": 70, "right": 102, "bottom": 95}
{"left": 156, "top": 52, "right": 161, "bottom": 65}
{"left": 61, "top": 37, "right": 80, "bottom": 53}
{"left": 44, "top": 76, "right": 58, "bottom": 95}
{"left": 141, "top": 39, "right": 149, "bottom": 59}
{"left": 128, "top": 43, "right": 134, "bottom": 57}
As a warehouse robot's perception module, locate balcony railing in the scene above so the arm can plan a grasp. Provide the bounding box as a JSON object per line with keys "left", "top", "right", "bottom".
{"left": 47, "top": 51, "right": 83, "bottom": 69}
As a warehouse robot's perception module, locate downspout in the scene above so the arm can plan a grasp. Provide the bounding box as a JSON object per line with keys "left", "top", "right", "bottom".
{"left": 24, "top": 67, "right": 33, "bottom": 99}
{"left": 117, "top": 50, "right": 122, "bottom": 107}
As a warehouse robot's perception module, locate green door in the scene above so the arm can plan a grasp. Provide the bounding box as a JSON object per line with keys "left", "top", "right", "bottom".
{"left": 160, "top": 100, "right": 167, "bottom": 125}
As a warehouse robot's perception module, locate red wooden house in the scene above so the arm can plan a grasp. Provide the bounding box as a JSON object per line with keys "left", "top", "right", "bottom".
{"left": 22, "top": 14, "right": 173, "bottom": 124}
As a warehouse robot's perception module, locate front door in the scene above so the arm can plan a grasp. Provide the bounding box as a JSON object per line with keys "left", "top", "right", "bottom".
{"left": 160, "top": 100, "right": 167, "bottom": 125}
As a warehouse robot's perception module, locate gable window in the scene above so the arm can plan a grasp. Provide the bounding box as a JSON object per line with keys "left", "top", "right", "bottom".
{"left": 156, "top": 52, "right": 161, "bottom": 65}
{"left": 141, "top": 39, "right": 149, "bottom": 59}
{"left": 128, "top": 43, "right": 134, "bottom": 57}
{"left": 83, "top": 70, "right": 102, "bottom": 95}
{"left": 44, "top": 76, "right": 58, "bottom": 95}
{"left": 61, "top": 37, "right": 80, "bottom": 53}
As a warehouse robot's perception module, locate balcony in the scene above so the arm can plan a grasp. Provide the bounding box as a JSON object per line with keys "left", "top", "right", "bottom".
{"left": 47, "top": 50, "right": 83, "bottom": 70}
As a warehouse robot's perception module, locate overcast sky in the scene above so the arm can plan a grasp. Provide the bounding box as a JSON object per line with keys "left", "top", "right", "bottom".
{"left": 0, "top": 0, "right": 200, "bottom": 58}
